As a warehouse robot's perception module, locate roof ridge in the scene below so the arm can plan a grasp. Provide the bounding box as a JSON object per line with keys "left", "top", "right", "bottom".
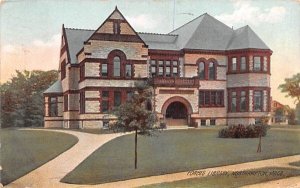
{"left": 138, "top": 32, "right": 178, "bottom": 36}
{"left": 65, "top": 27, "right": 95, "bottom": 31}
{"left": 169, "top": 12, "right": 207, "bottom": 34}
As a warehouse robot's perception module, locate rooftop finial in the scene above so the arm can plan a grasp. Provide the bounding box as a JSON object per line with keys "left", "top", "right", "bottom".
{"left": 115, "top": 5, "right": 118, "bottom": 10}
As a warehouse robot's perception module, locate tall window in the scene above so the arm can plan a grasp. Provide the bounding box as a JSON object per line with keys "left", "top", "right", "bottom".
{"left": 263, "top": 56, "right": 268, "bottom": 72}
{"left": 254, "top": 91, "right": 262, "bottom": 111}
{"left": 198, "top": 62, "right": 205, "bottom": 79}
{"left": 231, "top": 91, "right": 237, "bottom": 112}
{"left": 231, "top": 57, "right": 237, "bottom": 71}
{"left": 199, "top": 90, "right": 224, "bottom": 107}
{"left": 61, "top": 61, "right": 66, "bottom": 80}
{"left": 125, "top": 64, "right": 132, "bottom": 77}
{"left": 158, "top": 61, "right": 164, "bottom": 76}
{"left": 49, "top": 97, "right": 58, "bottom": 116}
{"left": 80, "top": 92, "right": 85, "bottom": 114}
{"left": 114, "top": 91, "right": 121, "bottom": 107}
{"left": 240, "top": 91, "right": 247, "bottom": 112}
{"left": 150, "top": 60, "right": 156, "bottom": 77}
{"left": 101, "top": 64, "right": 108, "bottom": 77}
{"left": 126, "top": 91, "right": 134, "bottom": 101}
{"left": 113, "top": 57, "right": 121, "bottom": 77}
{"left": 173, "top": 61, "right": 179, "bottom": 77}
{"left": 165, "top": 61, "right": 171, "bottom": 77}
{"left": 208, "top": 62, "right": 215, "bottom": 80}
{"left": 240, "top": 57, "right": 246, "bottom": 71}
{"left": 64, "top": 95, "right": 68, "bottom": 111}
{"left": 254, "top": 56, "right": 261, "bottom": 71}
{"left": 113, "top": 22, "right": 120, "bottom": 34}
{"left": 102, "top": 91, "right": 109, "bottom": 113}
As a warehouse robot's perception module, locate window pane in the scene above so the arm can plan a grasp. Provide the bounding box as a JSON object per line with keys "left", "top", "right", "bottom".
{"left": 158, "top": 67, "right": 163, "bottom": 76}
{"left": 232, "top": 58, "right": 237, "bottom": 71}
{"left": 102, "top": 91, "right": 109, "bottom": 98}
{"left": 198, "top": 62, "right": 205, "bottom": 79}
{"left": 127, "top": 91, "right": 133, "bottom": 101}
{"left": 205, "top": 91, "right": 210, "bottom": 105}
{"left": 173, "top": 67, "right": 178, "bottom": 73}
{"left": 114, "top": 91, "right": 121, "bottom": 107}
{"left": 151, "top": 60, "right": 156, "bottom": 65}
{"left": 158, "top": 61, "right": 163, "bottom": 65}
{"left": 231, "top": 91, "right": 237, "bottom": 112}
{"left": 165, "top": 61, "right": 170, "bottom": 66}
{"left": 49, "top": 97, "right": 58, "bottom": 116}
{"left": 210, "top": 119, "right": 216, "bottom": 126}
{"left": 241, "top": 57, "right": 246, "bottom": 71}
{"left": 254, "top": 91, "right": 262, "bottom": 111}
{"left": 102, "top": 101, "right": 109, "bottom": 112}
{"left": 199, "top": 91, "right": 204, "bottom": 106}
{"left": 240, "top": 91, "right": 246, "bottom": 112}
{"left": 216, "top": 91, "right": 222, "bottom": 105}
{"left": 201, "top": 119, "right": 206, "bottom": 126}
{"left": 173, "top": 61, "right": 178, "bottom": 66}
{"left": 254, "top": 56, "right": 261, "bottom": 71}
{"left": 113, "top": 57, "right": 120, "bottom": 77}
{"left": 263, "top": 56, "right": 268, "bottom": 71}
{"left": 211, "top": 91, "right": 216, "bottom": 105}
{"left": 151, "top": 66, "right": 156, "bottom": 73}
{"left": 102, "top": 64, "right": 108, "bottom": 76}
{"left": 125, "top": 64, "right": 132, "bottom": 77}
{"left": 208, "top": 62, "right": 215, "bottom": 80}
{"left": 166, "top": 67, "right": 171, "bottom": 77}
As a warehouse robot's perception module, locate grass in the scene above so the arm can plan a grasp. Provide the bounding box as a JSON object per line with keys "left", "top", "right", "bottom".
{"left": 61, "top": 129, "right": 300, "bottom": 184}
{"left": 141, "top": 167, "right": 300, "bottom": 188}
{"left": 270, "top": 124, "right": 300, "bottom": 129}
{"left": 1, "top": 128, "right": 78, "bottom": 185}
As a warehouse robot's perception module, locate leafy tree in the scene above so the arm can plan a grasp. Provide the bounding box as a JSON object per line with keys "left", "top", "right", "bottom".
{"left": 0, "top": 70, "right": 58, "bottom": 128}
{"left": 110, "top": 79, "right": 158, "bottom": 169}
{"left": 278, "top": 73, "right": 300, "bottom": 104}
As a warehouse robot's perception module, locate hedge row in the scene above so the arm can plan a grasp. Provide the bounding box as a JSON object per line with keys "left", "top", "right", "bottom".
{"left": 219, "top": 124, "right": 270, "bottom": 138}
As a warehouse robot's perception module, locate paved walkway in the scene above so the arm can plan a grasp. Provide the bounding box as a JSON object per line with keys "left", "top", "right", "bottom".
{"left": 6, "top": 129, "right": 124, "bottom": 188}
{"left": 5, "top": 129, "right": 300, "bottom": 188}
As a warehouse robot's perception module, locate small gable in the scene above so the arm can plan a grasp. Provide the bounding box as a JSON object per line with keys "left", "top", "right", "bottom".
{"left": 87, "top": 7, "right": 145, "bottom": 45}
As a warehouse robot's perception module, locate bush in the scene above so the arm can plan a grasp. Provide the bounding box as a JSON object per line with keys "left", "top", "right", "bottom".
{"left": 219, "top": 124, "right": 270, "bottom": 138}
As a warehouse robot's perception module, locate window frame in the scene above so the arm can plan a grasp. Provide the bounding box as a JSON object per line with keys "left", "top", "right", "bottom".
{"left": 101, "top": 63, "right": 108, "bottom": 77}
{"left": 48, "top": 97, "right": 58, "bottom": 117}
{"left": 113, "top": 56, "right": 121, "bottom": 77}
{"left": 199, "top": 90, "right": 224, "bottom": 107}
{"left": 253, "top": 56, "right": 262, "bottom": 72}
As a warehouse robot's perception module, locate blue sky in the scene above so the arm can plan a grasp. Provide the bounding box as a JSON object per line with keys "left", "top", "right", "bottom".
{"left": 1, "top": 0, "right": 299, "bottom": 107}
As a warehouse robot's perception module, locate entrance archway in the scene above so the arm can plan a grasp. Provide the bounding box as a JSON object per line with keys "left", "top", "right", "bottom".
{"left": 161, "top": 96, "right": 193, "bottom": 126}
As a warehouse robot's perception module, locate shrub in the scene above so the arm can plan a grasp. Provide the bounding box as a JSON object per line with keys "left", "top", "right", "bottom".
{"left": 218, "top": 124, "right": 270, "bottom": 138}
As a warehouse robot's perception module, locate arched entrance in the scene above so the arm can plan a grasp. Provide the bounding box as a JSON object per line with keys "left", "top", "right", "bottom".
{"left": 165, "top": 102, "right": 188, "bottom": 126}
{"left": 161, "top": 96, "right": 193, "bottom": 126}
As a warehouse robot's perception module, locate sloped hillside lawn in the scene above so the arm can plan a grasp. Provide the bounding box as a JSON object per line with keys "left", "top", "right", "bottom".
{"left": 62, "top": 128, "right": 300, "bottom": 185}
{"left": 1, "top": 129, "right": 78, "bottom": 185}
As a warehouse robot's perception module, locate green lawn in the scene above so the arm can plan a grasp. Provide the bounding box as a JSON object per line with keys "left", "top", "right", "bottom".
{"left": 141, "top": 167, "right": 300, "bottom": 188}
{"left": 1, "top": 128, "right": 78, "bottom": 185}
{"left": 61, "top": 129, "right": 300, "bottom": 184}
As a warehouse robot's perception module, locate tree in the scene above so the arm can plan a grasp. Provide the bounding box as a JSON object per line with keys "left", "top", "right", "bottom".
{"left": 278, "top": 73, "right": 300, "bottom": 104}
{"left": 0, "top": 70, "right": 58, "bottom": 128}
{"left": 110, "top": 79, "right": 158, "bottom": 169}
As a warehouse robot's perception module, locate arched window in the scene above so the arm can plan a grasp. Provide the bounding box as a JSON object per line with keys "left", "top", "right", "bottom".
{"left": 208, "top": 62, "right": 215, "bottom": 80}
{"left": 198, "top": 62, "right": 205, "bottom": 79}
{"left": 113, "top": 56, "right": 121, "bottom": 77}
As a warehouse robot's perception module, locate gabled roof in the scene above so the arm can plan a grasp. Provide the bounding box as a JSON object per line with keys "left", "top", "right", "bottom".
{"left": 64, "top": 28, "right": 94, "bottom": 64}
{"left": 170, "top": 13, "right": 234, "bottom": 50}
{"left": 227, "top": 25, "right": 270, "bottom": 50}
{"left": 44, "top": 80, "right": 62, "bottom": 94}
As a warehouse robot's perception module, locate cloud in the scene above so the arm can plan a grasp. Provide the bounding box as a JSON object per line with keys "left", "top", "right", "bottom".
{"left": 1, "top": 34, "right": 60, "bottom": 83}
{"left": 127, "top": 14, "right": 160, "bottom": 31}
{"left": 216, "top": 1, "right": 286, "bottom": 26}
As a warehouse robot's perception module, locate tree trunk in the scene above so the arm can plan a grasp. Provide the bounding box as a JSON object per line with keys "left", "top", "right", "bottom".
{"left": 257, "top": 131, "right": 262, "bottom": 153}
{"left": 135, "top": 128, "right": 138, "bottom": 169}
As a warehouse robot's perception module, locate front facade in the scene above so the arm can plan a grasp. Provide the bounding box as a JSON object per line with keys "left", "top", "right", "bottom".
{"left": 44, "top": 8, "right": 272, "bottom": 129}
